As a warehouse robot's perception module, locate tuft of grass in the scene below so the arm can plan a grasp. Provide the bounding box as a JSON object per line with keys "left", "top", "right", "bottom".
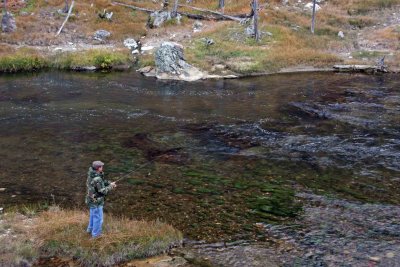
{"left": 35, "top": 209, "right": 182, "bottom": 266}
{"left": 348, "top": 16, "right": 376, "bottom": 28}
{"left": 0, "top": 50, "right": 48, "bottom": 72}
{"left": 0, "top": 208, "right": 182, "bottom": 266}
{"left": 347, "top": 0, "right": 400, "bottom": 14}
{"left": 51, "top": 49, "right": 132, "bottom": 70}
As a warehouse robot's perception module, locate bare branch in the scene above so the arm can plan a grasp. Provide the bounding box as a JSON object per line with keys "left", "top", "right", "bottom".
{"left": 56, "top": 0, "right": 75, "bottom": 36}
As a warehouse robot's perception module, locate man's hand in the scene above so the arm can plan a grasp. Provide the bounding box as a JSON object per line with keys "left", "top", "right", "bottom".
{"left": 111, "top": 182, "right": 117, "bottom": 189}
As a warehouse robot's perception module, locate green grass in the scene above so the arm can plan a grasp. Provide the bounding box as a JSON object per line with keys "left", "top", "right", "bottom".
{"left": 352, "top": 50, "right": 386, "bottom": 59}
{"left": 51, "top": 50, "right": 132, "bottom": 70}
{"left": 0, "top": 49, "right": 132, "bottom": 73}
{"left": 0, "top": 52, "right": 48, "bottom": 72}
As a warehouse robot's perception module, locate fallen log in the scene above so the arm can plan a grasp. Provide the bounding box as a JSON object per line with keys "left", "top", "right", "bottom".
{"left": 113, "top": 1, "right": 251, "bottom": 22}
{"left": 333, "top": 64, "right": 388, "bottom": 73}
{"left": 56, "top": 0, "right": 75, "bottom": 36}
{"left": 112, "top": 1, "right": 155, "bottom": 13}
{"left": 178, "top": 4, "right": 251, "bottom": 22}
{"left": 179, "top": 11, "right": 228, "bottom": 21}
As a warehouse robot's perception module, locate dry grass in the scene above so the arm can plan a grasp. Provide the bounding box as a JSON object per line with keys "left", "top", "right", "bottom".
{"left": 0, "top": 0, "right": 398, "bottom": 73}
{"left": 185, "top": 21, "right": 340, "bottom": 74}
{"left": 0, "top": 208, "right": 182, "bottom": 266}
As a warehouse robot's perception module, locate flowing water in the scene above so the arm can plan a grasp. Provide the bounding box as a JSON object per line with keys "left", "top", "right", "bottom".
{"left": 0, "top": 71, "right": 399, "bottom": 249}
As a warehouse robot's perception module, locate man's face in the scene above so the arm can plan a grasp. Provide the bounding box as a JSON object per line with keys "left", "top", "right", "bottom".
{"left": 98, "top": 166, "right": 104, "bottom": 172}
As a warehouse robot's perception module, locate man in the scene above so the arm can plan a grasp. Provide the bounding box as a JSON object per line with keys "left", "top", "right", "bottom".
{"left": 86, "top": 160, "right": 116, "bottom": 238}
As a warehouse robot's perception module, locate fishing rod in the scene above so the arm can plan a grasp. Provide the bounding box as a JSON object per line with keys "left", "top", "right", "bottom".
{"left": 112, "top": 152, "right": 170, "bottom": 183}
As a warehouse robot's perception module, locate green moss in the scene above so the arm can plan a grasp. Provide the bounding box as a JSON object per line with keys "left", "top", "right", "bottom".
{"left": 127, "top": 178, "right": 145, "bottom": 185}
{"left": 172, "top": 187, "right": 186, "bottom": 194}
{"left": 248, "top": 184, "right": 302, "bottom": 219}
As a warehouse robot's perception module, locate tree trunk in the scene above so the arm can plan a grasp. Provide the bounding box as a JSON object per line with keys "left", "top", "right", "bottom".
{"left": 56, "top": 0, "right": 74, "bottom": 36}
{"left": 171, "top": 0, "right": 179, "bottom": 17}
{"left": 4, "top": 0, "right": 7, "bottom": 11}
{"left": 252, "top": 0, "right": 259, "bottom": 41}
{"left": 218, "top": 0, "right": 224, "bottom": 13}
{"left": 311, "top": 0, "right": 316, "bottom": 34}
{"left": 62, "top": 0, "right": 70, "bottom": 13}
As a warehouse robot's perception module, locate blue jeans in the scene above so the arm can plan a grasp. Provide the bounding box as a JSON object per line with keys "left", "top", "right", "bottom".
{"left": 87, "top": 206, "right": 103, "bottom": 238}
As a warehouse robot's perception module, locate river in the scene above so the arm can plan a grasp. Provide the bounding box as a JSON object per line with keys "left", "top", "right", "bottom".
{"left": 0, "top": 71, "right": 399, "bottom": 266}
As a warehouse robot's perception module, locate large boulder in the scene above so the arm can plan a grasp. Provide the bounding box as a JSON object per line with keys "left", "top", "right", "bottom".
{"left": 149, "top": 11, "right": 171, "bottom": 28}
{"left": 1, "top": 12, "right": 16, "bottom": 33}
{"left": 124, "top": 38, "right": 141, "bottom": 54}
{"left": 154, "top": 42, "right": 205, "bottom": 81}
{"left": 148, "top": 11, "right": 181, "bottom": 28}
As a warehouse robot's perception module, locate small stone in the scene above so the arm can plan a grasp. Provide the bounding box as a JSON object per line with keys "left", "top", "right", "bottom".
{"left": 137, "top": 66, "right": 153, "bottom": 73}
{"left": 93, "top": 29, "right": 111, "bottom": 41}
{"left": 11, "top": 195, "right": 16, "bottom": 198}
{"left": 338, "top": 31, "right": 345, "bottom": 38}
{"left": 369, "top": 256, "right": 380, "bottom": 262}
{"left": 386, "top": 252, "right": 395, "bottom": 258}
{"left": 0, "top": 188, "right": 6, "bottom": 192}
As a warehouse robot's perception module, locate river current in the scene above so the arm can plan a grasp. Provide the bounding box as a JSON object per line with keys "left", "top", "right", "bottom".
{"left": 0, "top": 71, "right": 399, "bottom": 265}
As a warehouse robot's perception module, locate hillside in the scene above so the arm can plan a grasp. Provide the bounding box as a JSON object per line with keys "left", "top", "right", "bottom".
{"left": 0, "top": 0, "right": 399, "bottom": 74}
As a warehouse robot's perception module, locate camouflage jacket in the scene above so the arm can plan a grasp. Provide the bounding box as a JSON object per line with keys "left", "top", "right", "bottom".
{"left": 85, "top": 167, "right": 113, "bottom": 208}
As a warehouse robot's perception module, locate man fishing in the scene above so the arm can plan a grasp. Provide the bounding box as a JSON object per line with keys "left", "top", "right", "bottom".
{"left": 86, "top": 160, "right": 116, "bottom": 238}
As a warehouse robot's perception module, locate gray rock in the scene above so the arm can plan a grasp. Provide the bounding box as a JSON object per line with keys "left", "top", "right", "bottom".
{"left": 193, "top": 20, "right": 203, "bottom": 32}
{"left": 304, "top": 2, "right": 321, "bottom": 11}
{"left": 1, "top": 12, "right": 16, "bottom": 33}
{"left": 93, "top": 30, "right": 111, "bottom": 41}
{"left": 338, "top": 31, "right": 345, "bottom": 38}
{"left": 124, "top": 38, "right": 139, "bottom": 51}
{"left": 155, "top": 42, "right": 205, "bottom": 81}
{"left": 150, "top": 11, "right": 171, "bottom": 28}
{"left": 71, "top": 66, "right": 97, "bottom": 71}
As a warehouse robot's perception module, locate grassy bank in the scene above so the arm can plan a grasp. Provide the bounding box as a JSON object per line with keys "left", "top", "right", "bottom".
{"left": 0, "top": 207, "right": 182, "bottom": 266}
{"left": 0, "top": 48, "right": 133, "bottom": 73}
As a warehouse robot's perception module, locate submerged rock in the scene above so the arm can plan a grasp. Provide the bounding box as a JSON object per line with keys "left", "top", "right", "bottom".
{"left": 1, "top": 11, "right": 16, "bottom": 33}
{"left": 154, "top": 42, "right": 205, "bottom": 81}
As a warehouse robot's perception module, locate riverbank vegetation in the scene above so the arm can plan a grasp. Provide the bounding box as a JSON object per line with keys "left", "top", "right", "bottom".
{"left": 0, "top": 47, "right": 132, "bottom": 72}
{"left": 0, "top": 0, "right": 399, "bottom": 74}
{"left": 0, "top": 207, "right": 182, "bottom": 266}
